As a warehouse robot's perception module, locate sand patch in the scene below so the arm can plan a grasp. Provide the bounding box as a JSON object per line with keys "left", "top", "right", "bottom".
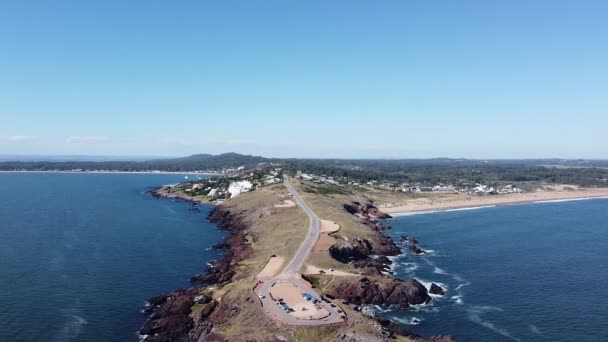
{"left": 320, "top": 220, "right": 340, "bottom": 233}
{"left": 313, "top": 234, "right": 335, "bottom": 252}
{"left": 269, "top": 281, "right": 329, "bottom": 320}
{"left": 290, "top": 302, "right": 330, "bottom": 320}
{"left": 257, "top": 256, "right": 284, "bottom": 280}
{"left": 274, "top": 199, "right": 296, "bottom": 208}
{"left": 304, "top": 265, "right": 357, "bottom": 277}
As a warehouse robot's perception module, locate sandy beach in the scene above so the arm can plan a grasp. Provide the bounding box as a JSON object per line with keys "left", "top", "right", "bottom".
{"left": 378, "top": 185, "right": 608, "bottom": 215}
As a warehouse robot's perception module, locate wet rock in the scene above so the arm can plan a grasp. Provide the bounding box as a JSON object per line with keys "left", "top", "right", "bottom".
{"left": 427, "top": 336, "right": 457, "bottom": 342}
{"left": 429, "top": 283, "right": 445, "bottom": 296}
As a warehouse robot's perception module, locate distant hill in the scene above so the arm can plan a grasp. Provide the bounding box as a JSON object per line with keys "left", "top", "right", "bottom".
{"left": 0, "top": 153, "right": 270, "bottom": 172}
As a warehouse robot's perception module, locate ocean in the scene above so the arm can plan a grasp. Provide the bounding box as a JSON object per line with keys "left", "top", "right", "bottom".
{"left": 0, "top": 173, "right": 225, "bottom": 342}
{"left": 383, "top": 199, "right": 608, "bottom": 342}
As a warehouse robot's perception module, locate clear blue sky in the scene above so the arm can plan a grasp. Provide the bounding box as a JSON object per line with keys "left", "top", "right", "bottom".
{"left": 1, "top": 1, "right": 606, "bottom": 159}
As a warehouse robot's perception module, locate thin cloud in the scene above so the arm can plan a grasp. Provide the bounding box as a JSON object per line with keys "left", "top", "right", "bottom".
{"left": 5, "top": 135, "right": 38, "bottom": 142}
{"left": 65, "top": 136, "right": 111, "bottom": 144}
{"left": 160, "top": 138, "right": 256, "bottom": 146}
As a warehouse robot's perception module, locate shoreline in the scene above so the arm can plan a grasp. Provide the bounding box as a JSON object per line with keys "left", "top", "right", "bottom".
{"left": 148, "top": 186, "right": 213, "bottom": 205}
{"left": 382, "top": 191, "right": 608, "bottom": 217}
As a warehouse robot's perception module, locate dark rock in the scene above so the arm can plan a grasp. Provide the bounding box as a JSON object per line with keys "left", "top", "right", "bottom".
{"left": 139, "top": 289, "right": 196, "bottom": 341}
{"left": 146, "top": 295, "right": 168, "bottom": 307}
{"left": 430, "top": 283, "right": 445, "bottom": 296}
{"left": 343, "top": 203, "right": 359, "bottom": 215}
{"left": 327, "top": 277, "right": 431, "bottom": 307}
{"left": 374, "top": 316, "right": 422, "bottom": 339}
{"left": 211, "top": 242, "right": 229, "bottom": 250}
{"left": 428, "top": 336, "right": 458, "bottom": 342}
{"left": 194, "top": 294, "right": 212, "bottom": 305}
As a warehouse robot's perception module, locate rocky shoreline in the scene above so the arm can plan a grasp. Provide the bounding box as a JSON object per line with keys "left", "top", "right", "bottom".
{"left": 140, "top": 188, "right": 454, "bottom": 341}
{"left": 140, "top": 199, "right": 251, "bottom": 341}
{"left": 149, "top": 186, "right": 210, "bottom": 205}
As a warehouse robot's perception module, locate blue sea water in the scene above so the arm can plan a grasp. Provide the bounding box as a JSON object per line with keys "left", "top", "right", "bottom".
{"left": 383, "top": 199, "right": 608, "bottom": 342}
{"left": 0, "top": 173, "right": 225, "bottom": 342}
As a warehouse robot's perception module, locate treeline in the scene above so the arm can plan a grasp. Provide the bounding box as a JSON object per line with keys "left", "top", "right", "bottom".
{"left": 284, "top": 159, "right": 608, "bottom": 187}
{"left": 2, "top": 153, "right": 607, "bottom": 187}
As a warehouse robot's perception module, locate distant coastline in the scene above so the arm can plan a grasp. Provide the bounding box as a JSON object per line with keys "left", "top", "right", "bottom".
{"left": 0, "top": 170, "right": 221, "bottom": 175}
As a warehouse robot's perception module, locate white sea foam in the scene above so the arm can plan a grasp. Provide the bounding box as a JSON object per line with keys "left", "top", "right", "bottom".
{"left": 467, "top": 306, "right": 520, "bottom": 342}
{"left": 529, "top": 324, "right": 542, "bottom": 334}
{"left": 450, "top": 295, "right": 464, "bottom": 305}
{"left": 390, "top": 210, "right": 440, "bottom": 217}
{"left": 454, "top": 281, "right": 471, "bottom": 291}
{"left": 433, "top": 267, "right": 447, "bottom": 274}
{"left": 402, "top": 262, "right": 420, "bottom": 273}
{"left": 532, "top": 196, "right": 608, "bottom": 204}
{"left": 56, "top": 314, "right": 88, "bottom": 342}
{"left": 372, "top": 305, "right": 392, "bottom": 314}
{"left": 444, "top": 205, "right": 496, "bottom": 212}
{"left": 408, "top": 303, "right": 440, "bottom": 313}
{"left": 389, "top": 315, "right": 424, "bottom": 326}
{"left": 390, "top": 205, "right": 497, "bottom": 217}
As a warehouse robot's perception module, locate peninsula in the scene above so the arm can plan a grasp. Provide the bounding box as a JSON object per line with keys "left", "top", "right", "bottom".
{"left": 141, "top": 174, "right": 456, "bottom": 341}
{"left": 137, "top": 156, "right": 608, "bottom": 341}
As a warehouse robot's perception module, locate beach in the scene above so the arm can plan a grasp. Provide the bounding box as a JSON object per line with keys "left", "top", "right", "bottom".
{"left": 378, "top": 185, "right": 608, "bottom": 215}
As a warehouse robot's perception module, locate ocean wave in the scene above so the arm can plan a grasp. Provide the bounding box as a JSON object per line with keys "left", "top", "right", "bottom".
{"left": 454, "top": 281, "right": 471, "bottom": 291}
{"left": 390, "top": 210, "right": 440, "bottom": 217}
{"left": 372, "top": 305, "right": 393, "bottom": 314}
{"left": 388, "top": 315, "right": 424, "bottom": 326}
{"left": 433, "top": 267, "right": 447, "bottom": 275}
{"left": 390, "top": 205, "right": 497, "bottom": 217}
{"left": 450, "top": 295, "right": 464, "bottom": 305}
{"left": 401, "top": 262, "right": 420, "bottom": 273}
{"left": 529, "top": 324, "right": 542, "bottom": 334}
{"left": 444, "top": 205, "right": 497, "bottom": 212}
{"left": 466, "top": 305, "right": 520, "bottom": 342}
{"left": 533, "top": 196, "right": 608, "bottom": 204}
{"left": 408, "top": 303, "right": 440, "bottom": 313}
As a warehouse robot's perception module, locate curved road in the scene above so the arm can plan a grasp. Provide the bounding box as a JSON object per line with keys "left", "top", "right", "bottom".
{"left": 256, "top": 176, "right": 344, "bottom": 325}
{"left": 282, "top": 175, "right": 321, "bottom": 276}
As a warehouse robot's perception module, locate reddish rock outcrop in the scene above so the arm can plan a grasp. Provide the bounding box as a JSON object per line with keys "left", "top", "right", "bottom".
{"left": 343, "top": 202, "right": 393, "bottom": 231}
{"left": 327, "top": 276, "right": 431, "bottom": 307}
{"left": 140, "top": 288, "right": 197, "bottom": 341}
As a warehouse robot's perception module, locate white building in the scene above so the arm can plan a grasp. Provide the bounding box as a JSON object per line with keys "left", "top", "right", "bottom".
{"left": 228, "top": 180, "right": 253, "bottom": 198}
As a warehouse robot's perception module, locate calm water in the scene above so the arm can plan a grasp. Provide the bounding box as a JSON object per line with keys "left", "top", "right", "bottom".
{"left": 0, "top": 173, "right": 225, "bottom": 342}
{"left": 383, "top": 199, "right": 608, "bottom": 342}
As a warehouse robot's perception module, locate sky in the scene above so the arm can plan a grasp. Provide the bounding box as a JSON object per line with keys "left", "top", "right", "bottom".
{"left": 1, "top": 0, "right": 607, "bottom": 159}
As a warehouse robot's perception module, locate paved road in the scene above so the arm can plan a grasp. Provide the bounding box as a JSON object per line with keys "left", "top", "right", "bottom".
{"left": 282, "top": 175, "right": 320, "bottom": 276}
{"left": 256, "top": 176, "right": 344, "bottom": 326}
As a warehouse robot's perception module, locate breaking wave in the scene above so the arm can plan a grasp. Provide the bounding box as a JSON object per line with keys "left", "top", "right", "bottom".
{"left": 466, "top": 306, "right": 520, "bottom": 341}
